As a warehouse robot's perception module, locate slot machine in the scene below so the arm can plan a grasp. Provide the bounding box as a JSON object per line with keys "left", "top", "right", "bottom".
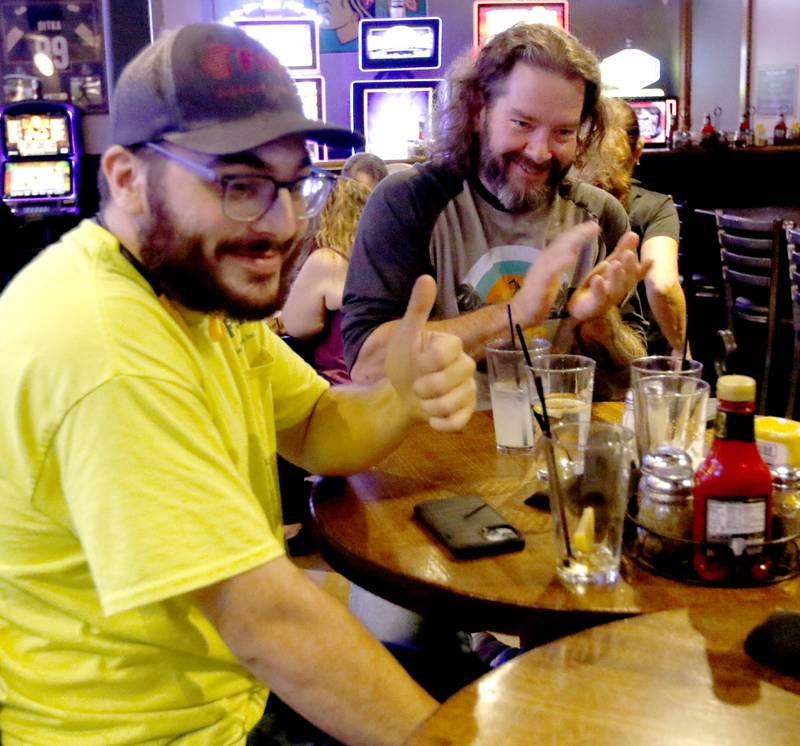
{"left": 1, "top": 101, "right": 82, "bottom": 217}
{"left": 351, "top": 17, "right": 444, "bottom": 161}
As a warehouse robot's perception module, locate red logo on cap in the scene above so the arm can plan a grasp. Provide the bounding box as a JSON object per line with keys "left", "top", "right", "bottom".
{"left": 201, "top": 44, "right": 234, "bottom": 80}
{"left": 200, "top": 44, "right": 274, "bottom": 81}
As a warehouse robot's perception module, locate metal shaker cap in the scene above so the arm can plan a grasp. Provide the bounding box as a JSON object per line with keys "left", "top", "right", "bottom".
{"left": 639, "top": 446, "right": 694, "bottom": 504}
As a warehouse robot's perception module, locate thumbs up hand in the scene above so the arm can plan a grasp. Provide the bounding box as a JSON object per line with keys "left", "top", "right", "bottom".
{"left": 385, "top": 275, "right": 476, "bottom": 431}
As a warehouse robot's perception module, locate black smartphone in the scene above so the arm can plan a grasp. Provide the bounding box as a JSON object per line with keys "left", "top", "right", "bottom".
{"left": 413, "top": 495, "right": 525, "bottom": 559}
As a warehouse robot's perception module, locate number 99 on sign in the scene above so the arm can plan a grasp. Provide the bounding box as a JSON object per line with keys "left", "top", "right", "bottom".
{"left": 31, "top": 35, "right": 70, "bottom": 71}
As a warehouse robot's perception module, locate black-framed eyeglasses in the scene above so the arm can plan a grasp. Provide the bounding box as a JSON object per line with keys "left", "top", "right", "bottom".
{"left": 144, "top": 142, "right": 337, "bottom": 222}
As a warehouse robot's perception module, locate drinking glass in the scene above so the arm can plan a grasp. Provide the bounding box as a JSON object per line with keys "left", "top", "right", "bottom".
{"left": 527, "top": 354, "right": 595, "bottom": 477}
{"left": 630, "top": 356, "right": 703, "bottom": 387}
{"left": 485, "top": 337, "right": 550, "bottom": 454}
{"left": 633, "top": 375, "right": 711, "bottom": 468}
{"left": 539, "top": 422, "right": 635, "bottom": 585}
{"left": 528, "top": 354, "right": 595, "bottom": 430}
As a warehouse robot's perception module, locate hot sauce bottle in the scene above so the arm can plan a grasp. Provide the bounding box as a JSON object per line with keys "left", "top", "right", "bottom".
{"left": 700, "top": 113, "right": 716, "bottom": 144}
{"left": 773, "top": 112, "right": 788, "bottom": 145}
{"left": 692, "top": 375, "right": 773, "bottom": 582}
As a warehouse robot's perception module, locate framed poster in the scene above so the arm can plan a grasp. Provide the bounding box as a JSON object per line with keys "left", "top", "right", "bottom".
{"left": 756, "top": 66, "right": 797, "bottom": 118}
{"left": 1, "top": 1, "right": 107, "bottom": 112}
{"left": 306, "top": 0, "right": 427, "bottom": 54}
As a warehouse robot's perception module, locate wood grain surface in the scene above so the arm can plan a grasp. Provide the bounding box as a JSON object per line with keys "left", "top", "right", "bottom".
{"left": 405, "top": 608, "right": 800, "bottom": 746}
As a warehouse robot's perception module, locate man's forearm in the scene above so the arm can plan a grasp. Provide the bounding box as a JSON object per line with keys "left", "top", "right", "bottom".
{"left": 278, "top": 378, "right": 416, "bottom": 475}
{"left": 195, "top": 558, "right": 437, "bottom": 746}
{"left": 350, "top": 304, "right": 518, "bottom": 384}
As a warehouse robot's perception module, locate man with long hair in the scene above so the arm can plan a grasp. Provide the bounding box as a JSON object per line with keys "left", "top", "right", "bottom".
{"left": 342, "top": 23, "right": 650, "bottom": 399}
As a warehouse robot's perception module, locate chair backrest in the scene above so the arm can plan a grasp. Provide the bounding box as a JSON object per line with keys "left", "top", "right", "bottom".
{"left": 715, "top": 212, "right": 789, "bottom": 413}
{"left": 786, "top": 227, "right": 800, "bottom": 419}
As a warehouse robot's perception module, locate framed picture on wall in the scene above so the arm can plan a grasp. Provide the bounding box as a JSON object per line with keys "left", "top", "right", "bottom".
{"left": 1, "top": 1, "right": 108, "bottom": 112}
{"left": 305, "top": 0, "right": 428, "bottom": 54}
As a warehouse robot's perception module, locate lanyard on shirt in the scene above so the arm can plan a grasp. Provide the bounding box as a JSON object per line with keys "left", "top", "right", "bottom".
{"left": 94, "top": 214, "right": 199, "bottom": 342}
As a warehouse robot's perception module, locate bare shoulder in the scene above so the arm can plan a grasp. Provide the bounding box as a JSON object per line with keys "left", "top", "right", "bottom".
{"left": 316, "top": 247, "right": 350, "bottom": 267}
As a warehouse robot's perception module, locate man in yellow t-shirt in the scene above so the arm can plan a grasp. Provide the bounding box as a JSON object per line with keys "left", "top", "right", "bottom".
{"left": 0, "top": 23, "right": 478, "bottom": 746}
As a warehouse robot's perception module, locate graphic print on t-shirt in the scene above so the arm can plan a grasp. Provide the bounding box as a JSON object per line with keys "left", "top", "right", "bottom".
{"left": 458, "top": 244, "right": 571, "bottom": 326}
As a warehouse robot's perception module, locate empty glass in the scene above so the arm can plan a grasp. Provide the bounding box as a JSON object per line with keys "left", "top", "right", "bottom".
{"left": 633, "top": 375, "right": 711, "bottom": 468}
{"left": 630, "top": 356, "right": 703, "bottom": 388}
{"left": 539, "top": 422, "right": 635, "bottom": 585}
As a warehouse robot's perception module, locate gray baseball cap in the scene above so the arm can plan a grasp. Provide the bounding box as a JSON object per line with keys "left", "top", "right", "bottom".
{"left": 111, "top": 22, "right": 362, "bottom": 154}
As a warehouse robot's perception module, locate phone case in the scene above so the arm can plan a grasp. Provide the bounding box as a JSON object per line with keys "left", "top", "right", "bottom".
{"left": 413, "top": 495, "right": 525, "bottom": 559}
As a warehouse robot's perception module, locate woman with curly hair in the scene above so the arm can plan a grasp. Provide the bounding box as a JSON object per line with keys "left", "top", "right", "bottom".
{"left": 578, "top": 97, "right": 687, "bottom": 355}
{"left": 282, "top": 177, "right": 372, "bottom": 383}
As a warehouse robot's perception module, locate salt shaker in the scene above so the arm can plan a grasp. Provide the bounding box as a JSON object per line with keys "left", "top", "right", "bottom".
{"left": 771, "top": 465, "right": 800, "bottom": 538}
{"left": 637, "top": 446, "right": 694, "bottom": 545}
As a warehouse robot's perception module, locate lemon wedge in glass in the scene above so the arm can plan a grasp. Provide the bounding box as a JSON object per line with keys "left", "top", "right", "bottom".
{"left": 573, "top": 507, "right": 595, "bottom": 553}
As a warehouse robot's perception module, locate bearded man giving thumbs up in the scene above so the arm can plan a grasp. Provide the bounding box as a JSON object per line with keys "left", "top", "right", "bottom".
{"left": 0, "top": 22, "right": 476, "bottom": 746}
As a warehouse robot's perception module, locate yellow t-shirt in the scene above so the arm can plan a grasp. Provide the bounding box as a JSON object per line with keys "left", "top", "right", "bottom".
{"left": 0, "top": 220, "right": 329, "bottom": 745}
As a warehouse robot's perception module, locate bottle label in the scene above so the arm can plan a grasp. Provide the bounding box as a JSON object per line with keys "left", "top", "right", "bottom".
{"left": 715, "top": 410, "right": 755, "bottom": 441}
{"left": 706, "top": 498, "right": 766, "bottom": 554}
{"left": 757, "top": 439, "right": 788, "bottom": 467}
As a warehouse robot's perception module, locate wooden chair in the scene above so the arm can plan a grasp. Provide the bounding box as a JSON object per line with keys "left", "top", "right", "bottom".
{"left": 786, "top": 227, "right": 800, "bottom": 420}
{"left": 715, "top": 213, "right": 792, "bottom": 414}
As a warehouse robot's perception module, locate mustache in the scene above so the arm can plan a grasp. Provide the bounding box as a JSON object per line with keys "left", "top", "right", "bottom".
{"left": 507, "top": 153, "right": 554, "bottom": 173}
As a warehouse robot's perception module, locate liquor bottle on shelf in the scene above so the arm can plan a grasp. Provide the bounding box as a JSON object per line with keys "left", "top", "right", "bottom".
{"left": 700, "top": 113, "right": 716, "bottom": 145}
{"left": 754, "top": 123, "right": 767, "bottom": 147}
{"left": 667, "top": 114, "right": 678, "bottom": 149}
{"left": 773, "top": 112, "right": 788, "bottom": 144}
{"left": 692, "top": 375, "right": 773, "bottom": 583}
{"left": 735, "top": 113, "right": 751, "bottom": 148}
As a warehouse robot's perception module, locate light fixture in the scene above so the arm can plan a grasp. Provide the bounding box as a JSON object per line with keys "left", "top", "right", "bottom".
{"left": 600, "top": 40, "right": 664, "bottom": 97}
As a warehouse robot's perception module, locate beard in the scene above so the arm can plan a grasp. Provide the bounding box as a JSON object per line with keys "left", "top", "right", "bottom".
{"left": 478, "top": 129, "right": 572, "bottom": 213}
{"left": 137, "top": 179, "right": 299, "bottom": 321}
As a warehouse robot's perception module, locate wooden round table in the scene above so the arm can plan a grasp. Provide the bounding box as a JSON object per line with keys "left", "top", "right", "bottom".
{"left": 309, "top": 409, "right": 799, "bottom": 639}
{"left": 405, "top": 609, "right": 800, "bottom": 745}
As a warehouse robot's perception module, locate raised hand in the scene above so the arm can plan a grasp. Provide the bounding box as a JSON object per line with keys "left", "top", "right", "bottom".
{"left": 385, "top": 275, "right": 476, "bottom": 431}
{"left": 510, "top": 222, "right": 601, "bottom": 328}
{"left": 567, "top": 231, "right": 649, "bottom": 322}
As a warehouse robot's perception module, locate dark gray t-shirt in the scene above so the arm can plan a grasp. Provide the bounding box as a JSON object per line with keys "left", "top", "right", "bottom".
{"left": 628, "top": 183, "right": 681, "bottom": 354}
{"left": 342, "top": 160, "right": 646, "bottom": 370}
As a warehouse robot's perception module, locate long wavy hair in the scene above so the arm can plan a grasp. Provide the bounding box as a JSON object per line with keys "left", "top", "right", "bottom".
{"left": 576, "top": 97, "right": 640, "bottom": 209}
{"left": 315, "top": 177, "right": 371, "bottom": 256}
{"left": 432, "top": 23, "right": 606, "bottom": 173}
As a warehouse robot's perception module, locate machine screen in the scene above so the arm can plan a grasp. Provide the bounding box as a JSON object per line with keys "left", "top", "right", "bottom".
{"left": 235, "top": 20, "right": 319, "bottom": 72}
{"left": 352, "top": 81, "right": 440, "bottom": 160}
{"left": 359, "top": 18, "right": 442, "bottom": 71}
{"left": 4, "top": 160, "right": 72, "bottom": 199}
{"left": 4, "top": 113, "right": 71, "bottom": 157}
{"left": 628, "top": 98, "right": 677, "bottom": 146}
{"left": 474, "top": 2, "right": 568, "bottom": 48}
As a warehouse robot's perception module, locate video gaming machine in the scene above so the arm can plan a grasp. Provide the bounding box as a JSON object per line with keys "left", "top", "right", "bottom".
{"left": 1, "top": 100, "right": 82, "bottom": 217}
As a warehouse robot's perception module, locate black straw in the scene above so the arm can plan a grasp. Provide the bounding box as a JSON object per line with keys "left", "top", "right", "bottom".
{"left": 517, "top": 324, "right": 550, "bottom": 435}
{"left": 681, "top": 312, "right": 690, "bottom": 371}
{"left": 515, "top": 323, "right": 533, "bottom": 367}
{"left": 533, "top": 374, "right": 551, "bottom": 436}
{"left": 521, "top": 340, "right": 572, "bottom": 560}
{"left": 507, "top": 305, "right": 516, "bottom": 349}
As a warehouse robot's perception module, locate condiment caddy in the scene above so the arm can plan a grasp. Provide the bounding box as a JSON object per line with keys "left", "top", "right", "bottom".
{"left": 624, "top": 376, "right": 800, "bottom": 586}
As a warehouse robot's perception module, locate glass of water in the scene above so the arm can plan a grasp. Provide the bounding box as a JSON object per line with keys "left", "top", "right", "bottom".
{"left": 485, "top": 337, "right": 550, "bottom": 454}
